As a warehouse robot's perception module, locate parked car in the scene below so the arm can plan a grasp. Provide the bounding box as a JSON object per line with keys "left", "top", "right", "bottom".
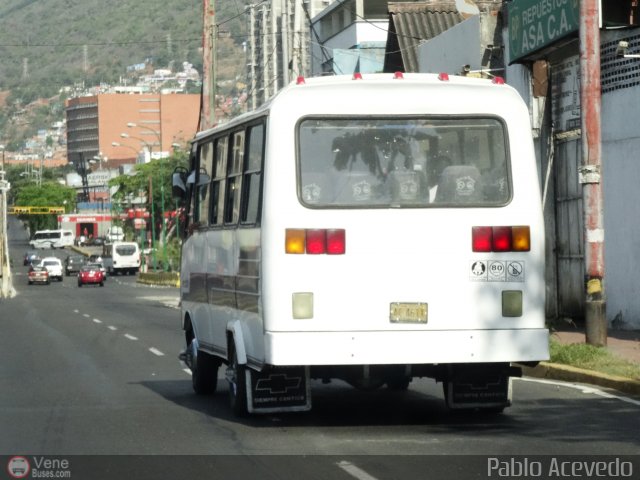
{"left": 64, "top": 255, "right": 86, "bottom": 276}
{"left": 28, "top": 265, "right": 50, "bottom": 285}
{"left": 23, "top": 250, "right": 41, "bottom": 266}
{"left": 77, "top": 264, "right": 105, "bottom": 287}
{"left": 90, "top": 236, "right": 106, "bottom": 247}
{"left": 37, "top": 257, "right": 64, "bottom": 282}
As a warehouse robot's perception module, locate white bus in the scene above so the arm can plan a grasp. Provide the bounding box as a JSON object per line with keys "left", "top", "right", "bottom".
{"left": 29, "top": 229, "right": 75, "bottom": 249}
{"left": 101, "top": 241, "right": 140, "bottom": 275}
{"left": 174, "top": 73, "right": 549, "bottom": 416}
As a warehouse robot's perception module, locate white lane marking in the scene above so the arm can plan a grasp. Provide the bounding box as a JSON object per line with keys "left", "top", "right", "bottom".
{"left": 92, "top": 318, "right": 102, "bottom": 324}
{"left": 337, "top": 461, "right": 380, "bottom": 480}
{"left": 108, "top": 326, "right": 117, "bottom": 331}
{"left": 124, "top": 334, "right": 138, "bottom": 341}
{"left": 82, "top": 313, "right": 90, "bottom": 318}
{"left": 149, "top": 347, "right": 165, "bottom": 357}
{"left": 516, "top": 377, "right": 640, "bottom": 406}
{"left": 73, "top": 309, "right": 79, "bottom": 314}
{"left": 183, "top": 368, "right": 192, "bottom": 376}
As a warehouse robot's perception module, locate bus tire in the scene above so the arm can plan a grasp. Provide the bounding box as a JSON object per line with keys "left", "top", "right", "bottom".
{"left": 189, "top": 340, "right": 219, "bottom": 395}
{"left": 228, "top": 346, "right": 248, "bottom": 416}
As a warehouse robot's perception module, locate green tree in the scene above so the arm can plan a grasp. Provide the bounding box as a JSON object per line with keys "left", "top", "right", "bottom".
{"left": 109, "top": 151, "right": 188, "bottom": 268}
{"left": 14, "top": 181, "right": 77, "bottom": 234}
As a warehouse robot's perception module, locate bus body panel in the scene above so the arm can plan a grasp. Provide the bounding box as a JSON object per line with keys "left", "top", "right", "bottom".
{"left": 263, "top": 329, "right": 549, "bottom": 366}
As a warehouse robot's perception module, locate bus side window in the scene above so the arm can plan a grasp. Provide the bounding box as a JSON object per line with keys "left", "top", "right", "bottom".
{"left": 225, "top": 130, "right": 245, "bottom": 224}
{"left": 241, "top": 123, "right": 264, "bottom": 224}
{"left": 211, "top": 136, "right": 229, "bottom": 226}
{"left": 197, "top": 140, "right": 214, "bottom": 226}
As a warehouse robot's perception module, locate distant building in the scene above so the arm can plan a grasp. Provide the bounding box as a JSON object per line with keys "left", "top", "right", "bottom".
{"left": 65, "top": 93, "right": 200, "bottom": 168}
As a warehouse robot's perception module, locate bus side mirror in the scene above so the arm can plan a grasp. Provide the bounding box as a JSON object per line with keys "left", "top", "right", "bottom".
{"left": 172, "top": 167, "right": 189, "bottom": 200}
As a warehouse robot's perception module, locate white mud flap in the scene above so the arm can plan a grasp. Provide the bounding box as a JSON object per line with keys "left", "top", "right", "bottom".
{"left": 445, "top": 364, "right": 514, "bottom": 410}
{"left": 247, "top": 366, "right": 311, "bottom": 413}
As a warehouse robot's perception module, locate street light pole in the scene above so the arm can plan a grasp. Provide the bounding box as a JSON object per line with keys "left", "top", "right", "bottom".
{"left": 121, "top": 133, "right": 152, "bottom": 162}
{"left": 126, "top": 122, "right": 167, "bottom": 270}
{"left": 127, "top": 122, "right": 162, "bottom": 155}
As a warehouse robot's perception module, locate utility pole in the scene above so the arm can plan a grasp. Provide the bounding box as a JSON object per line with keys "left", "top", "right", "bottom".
{"left": 579, "top": 0, "right": 606, "bottom": 346}
{"left": 281, "top": 0, "right": 290, "bottom": 86}
{"left": 0, "top": 163, "right": 14, "bottom": 299}
{"left": 201, "top": 0, "right": 216, "bottom": 130}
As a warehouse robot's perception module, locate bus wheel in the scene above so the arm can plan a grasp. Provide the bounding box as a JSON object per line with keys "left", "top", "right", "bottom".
{"left": 227, "top": 347, "right": 248, "bottom": 416}
{"left": 188, "top": 339, "right": 219, "bottom": 395}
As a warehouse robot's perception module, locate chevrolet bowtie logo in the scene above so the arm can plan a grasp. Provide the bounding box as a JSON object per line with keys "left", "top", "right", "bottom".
{"left": 256, "top": 374, "right": 301, "bottom": 394}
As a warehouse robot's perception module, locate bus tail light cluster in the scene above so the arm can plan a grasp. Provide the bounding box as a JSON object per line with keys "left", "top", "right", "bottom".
{"left": 285, "top": 229, "right": 346, "bottom": 254}
{"left": 472, "top": 226, "right": 531, "bottom": 252}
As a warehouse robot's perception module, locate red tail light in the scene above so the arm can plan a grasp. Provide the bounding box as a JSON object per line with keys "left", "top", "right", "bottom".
{"left": 286, "top": 228, "right": 346, "bottom": 255}
{"left": 306, "top": 229, "right": 326, "bottom": 254}
{"left": 472, "top": 226, "right": 530, "bottom": 252}
{"left": 438, "top": 72, "right": 450, "bottom": 81}
{"left": 472, "top": 226, "right": 492, "bottom": 252}
{"left": 326, "top": 229, "right": 346, "bottom": 254}
{"left": 492, "top": 226, "right": 512, "bottom": 252}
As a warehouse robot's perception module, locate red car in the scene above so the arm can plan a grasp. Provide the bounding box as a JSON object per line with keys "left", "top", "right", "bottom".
{"left": 77, "top": 264, "right": 105, "bottom": 287}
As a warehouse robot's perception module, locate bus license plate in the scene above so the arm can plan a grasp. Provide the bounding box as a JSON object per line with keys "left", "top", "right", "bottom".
{"left": 390, "top": 302, "right": 428, "bottom": 323}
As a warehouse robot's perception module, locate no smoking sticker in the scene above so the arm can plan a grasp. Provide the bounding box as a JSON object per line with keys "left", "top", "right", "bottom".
{"left": 507, "top": 261, "right": 525, "bottom": 282}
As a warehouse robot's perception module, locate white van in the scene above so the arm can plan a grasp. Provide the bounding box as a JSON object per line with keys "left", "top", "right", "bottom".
{"left": 106, "top": 226, "right": 124, "bottom": 242}
{"left": 29, "top": 229, "right": 75, "bottom": 249}
{"left": 102, "top": 241, "right": 140, "bottom": 275}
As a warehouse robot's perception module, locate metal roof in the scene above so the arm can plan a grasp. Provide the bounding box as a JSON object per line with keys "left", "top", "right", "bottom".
{"left": 383, "top": 1, "right": 501, "bottom": 73}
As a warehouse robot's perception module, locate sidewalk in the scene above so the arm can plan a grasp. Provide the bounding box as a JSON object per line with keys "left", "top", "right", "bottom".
{"left": 552, "top": 328, "right": 640, "bottom": 365}
{"left": 521, "top": 327, "right": 640, "bottom": 397}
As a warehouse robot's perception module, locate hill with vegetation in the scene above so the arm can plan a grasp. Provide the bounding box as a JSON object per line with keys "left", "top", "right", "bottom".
{"left": 0, "top": 0, "right": 248, "bottom": 146}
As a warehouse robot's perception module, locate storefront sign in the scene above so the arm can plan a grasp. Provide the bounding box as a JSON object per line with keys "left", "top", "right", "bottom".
{"left": 508, "top": 0, "right": 579, "bottom": 62}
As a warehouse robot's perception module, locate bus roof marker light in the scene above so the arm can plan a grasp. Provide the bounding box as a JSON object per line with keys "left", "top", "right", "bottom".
{"left": 492, "top": 76, "right": 506, "bottom": 85}
{"left": 353, "top": 73, "right": 363, "bottom": 80}
{"left": 438, "top": 72, "right": 450, "bottom": 81}
{"left": 296, "top": 76, "right": 306, "bottom": 85}
{"left": 393, "top": 72, "right": 404, "bottom": 79}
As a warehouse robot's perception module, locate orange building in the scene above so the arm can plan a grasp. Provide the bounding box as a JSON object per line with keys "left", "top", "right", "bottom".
{"left": 65, "top": 93, "right": 200, "bottom": 167}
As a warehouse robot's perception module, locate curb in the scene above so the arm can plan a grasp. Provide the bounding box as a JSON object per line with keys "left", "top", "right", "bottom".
{"left": 520, "top": 362, "right": 640, "bottom": 397}
{"left": 137, "top": 271, "right": 180, "bottom": 287}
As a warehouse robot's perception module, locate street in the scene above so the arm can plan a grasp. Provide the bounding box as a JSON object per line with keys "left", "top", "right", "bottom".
{"left": 1, "top": 217, "right": 639, "bottom": 479}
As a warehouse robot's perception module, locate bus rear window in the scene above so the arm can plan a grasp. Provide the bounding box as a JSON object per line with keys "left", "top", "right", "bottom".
{"left": 297, "top": 117, "right": 510, "bottom": 208}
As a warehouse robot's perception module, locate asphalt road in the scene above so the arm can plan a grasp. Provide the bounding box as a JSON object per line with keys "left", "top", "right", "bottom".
{"left": 2, "top": 217, "right": 640, "bottom": 479}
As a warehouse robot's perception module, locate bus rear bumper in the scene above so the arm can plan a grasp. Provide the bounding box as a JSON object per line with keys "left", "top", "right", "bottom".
{"left": 263, "top": 328, "right": 549, "bottom": 366}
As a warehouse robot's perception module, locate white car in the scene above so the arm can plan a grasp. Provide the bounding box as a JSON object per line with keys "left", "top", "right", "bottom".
{"left": 38, "top": 257, "right": 64, "bottom": 282}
